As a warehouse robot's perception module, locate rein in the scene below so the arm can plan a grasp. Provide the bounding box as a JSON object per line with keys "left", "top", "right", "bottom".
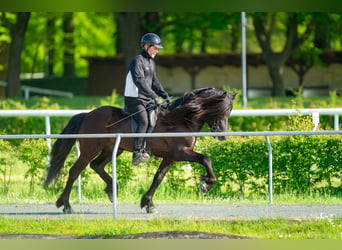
{"left": 105, "top": 102, "right": 162, "bottom": 128}
{"left": 105, "top": 109, "right": 144, "bottom": 128}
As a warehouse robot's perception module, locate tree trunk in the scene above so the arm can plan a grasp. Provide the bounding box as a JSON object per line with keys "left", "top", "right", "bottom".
{"left": 252, "top": 13, "right": 305, "bottom": 97}
{"left": 0, "top": 13, "right": 9, "bottom": 97}
{"left": 45, "top": 14, "right": 56, "bottom": 76}
{"left": 253, "top": 13, "right": 315, "bottom": 96}
{"left": 6, "top": 12, "right": 31, "bottom": 98}
{"left": 0, "top": 42, "right": 9, "bottom": 97}
{"left": 287, "top": 58, "right": 314, "bottom": 91}
{"left": 62, "top": 12, "right": 75, "bottom": 77}
{"left": 113, "top": 12, "right": 143, "bottom": 69}
{"left": 268, "top": 62, "right": 285, "bottom": 96}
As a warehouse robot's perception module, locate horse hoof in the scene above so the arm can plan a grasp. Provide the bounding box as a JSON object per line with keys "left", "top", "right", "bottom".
{"left": 145, "top": 206, "right": 158, "bottom": 214}
{"left": 200, "top": 182, "right": 210, "bottom": 193}
{"left": 106, "top": 191, "right": 114, "bottom": 203}
{"left": 63, "top": 207, "right": 73, "bottom": 214}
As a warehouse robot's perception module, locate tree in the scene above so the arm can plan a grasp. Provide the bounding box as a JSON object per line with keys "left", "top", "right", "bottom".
{"left": 113, "top": 12, "right": 143, "bottom": 68}
{"left": 0, "top": 12, "right": 12, "bottom": 95}
{"left": 287, "top": 13, "right": 342, "bottom": 92}
{"left": 252, "top": 13, "right": 315, "bottom": 96}
{"left": 45, "top": 13, "right": 56, "bottom": 76}
{"left": 287, "top": 48, "right": 319, "bottom": 92}
{"left": 6, "top": 12, "right": 31, "bottom": 97}
{"left": 159, "top": 12, "right": 234, "bottom": 53}
{"left": 62, "top": 12, "right": 75, "bottom": 77}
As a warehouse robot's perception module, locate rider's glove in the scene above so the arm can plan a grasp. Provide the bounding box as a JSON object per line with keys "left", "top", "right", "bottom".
{"left": 165, "top": 96, "right": 172, "bottom": 104}
{"left": 154, "top": 97, "right": 162, "bottom": 106}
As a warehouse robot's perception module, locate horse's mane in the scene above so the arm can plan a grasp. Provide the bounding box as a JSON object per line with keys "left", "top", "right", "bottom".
{"left": 159, "top": 88, "right": 234, "bottom": 126}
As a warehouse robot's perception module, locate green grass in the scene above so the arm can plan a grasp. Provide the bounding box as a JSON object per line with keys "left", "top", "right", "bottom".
{"left": 0, "top": 217, "right": 341, "bottom": 239}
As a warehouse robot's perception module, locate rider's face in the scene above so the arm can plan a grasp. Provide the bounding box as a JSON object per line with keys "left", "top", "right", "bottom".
{"left": 145, "top": 45, "right": 159, "bottom": 58}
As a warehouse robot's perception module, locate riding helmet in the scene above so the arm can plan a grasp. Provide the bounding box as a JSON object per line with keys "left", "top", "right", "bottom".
{"left": 141, "top": 33, "right": 163, "bottom": 48}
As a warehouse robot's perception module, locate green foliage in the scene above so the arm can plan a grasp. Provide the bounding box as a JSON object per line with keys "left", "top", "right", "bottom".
{"left": 21, "top": 12, "right": 116, "bottom": 76}
{"left": 0, "top": 140, "right": 16, "bottom": 194}
{"left": 99, "top": 89, "right": 121, "bottom": 107}
{"left": 273, "top": 135, "right": 341, "bottom": 194}
{"left": 0, "top": 134, "right": 340, "bottom": 203}
{"left": 17, "top": 139, "right": 48, "bottom": 193}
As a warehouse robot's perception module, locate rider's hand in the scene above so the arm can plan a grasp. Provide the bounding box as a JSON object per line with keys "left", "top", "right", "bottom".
{"left": 165, "top": 96, "right": 172, "bottom": 104}
{"left": 154, "top": 97, "right": 162, "bottom": 106}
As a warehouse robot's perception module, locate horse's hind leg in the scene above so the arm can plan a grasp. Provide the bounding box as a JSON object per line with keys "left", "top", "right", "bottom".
{"left": 56, "top": 156, "right": 90, "bottom": 213}
{"left": 140, "top": 159, "right": 175, "bottom": 213}
{"left": 90, "top": 148, "right": 123, "bottom": 202}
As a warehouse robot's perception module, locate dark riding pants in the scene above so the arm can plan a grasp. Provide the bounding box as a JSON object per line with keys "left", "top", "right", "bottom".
{"left": 124, "top": 97, "right": 150, "bottom": 152}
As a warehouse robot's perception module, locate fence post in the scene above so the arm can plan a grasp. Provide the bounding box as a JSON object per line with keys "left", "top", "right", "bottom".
{"left": 265, "top": 136, "right": 273, "bottom": 204}
{"left": 334, "top": 114, "right": 339, "bottom": 131}
{"left": 75, "top": 143, "right": 81, "bottom": 201}
{"left": 312, "top": 112, "right": 320, "bottom": 131}
{"left": 44, "top": 116, "right": 51, "bottom": 153}
{"left": 111, "top": 134, "right": 121, "bottom": 220}
{"left": 44, "top": 116, "right": 51, "bottom": 169}
{"left": 23, "top": 87, "right": 30, "bottom": 99}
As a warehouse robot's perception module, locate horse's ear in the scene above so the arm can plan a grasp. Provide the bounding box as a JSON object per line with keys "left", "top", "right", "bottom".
{"left": 230, "top": 93, "right": 237, "bottom": 100}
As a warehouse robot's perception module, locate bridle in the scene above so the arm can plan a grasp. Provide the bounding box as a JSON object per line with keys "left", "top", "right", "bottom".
{"left": 183, "top": 117, "right": 221, "bottom": 133}
{"left": 209, "top": 120, "right": 220, "bottom": 132}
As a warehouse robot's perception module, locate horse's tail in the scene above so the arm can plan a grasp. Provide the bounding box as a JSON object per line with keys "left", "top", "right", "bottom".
{"left": 43, "top": 112, "right": 85, "bottom": 188}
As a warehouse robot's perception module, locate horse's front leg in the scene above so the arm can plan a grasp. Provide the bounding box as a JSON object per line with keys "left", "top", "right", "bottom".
{"left": 198, "top": 155, "right": 217, "bottom": 193}
{"left": 140, "top": 159, "right": 175, "bottom": 213}
{"left": 182, "top": 149, "right": 217, "bottom": 194}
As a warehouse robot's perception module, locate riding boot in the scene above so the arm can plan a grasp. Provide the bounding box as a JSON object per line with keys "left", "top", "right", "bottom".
{"left": 132, "top": 137, "right": 150, "bottom": 166}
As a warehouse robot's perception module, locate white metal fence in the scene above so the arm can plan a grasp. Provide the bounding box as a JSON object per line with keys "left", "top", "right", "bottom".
{"left": 0, "top": 108, "right": 341, "bottom": 219}
{"left": 1, "top": 130, "right": 340, "bottom": 219}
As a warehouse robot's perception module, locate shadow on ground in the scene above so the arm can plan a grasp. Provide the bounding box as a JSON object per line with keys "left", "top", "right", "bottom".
{"left": 0, "top": 231, "right": 253, "bottom": 239}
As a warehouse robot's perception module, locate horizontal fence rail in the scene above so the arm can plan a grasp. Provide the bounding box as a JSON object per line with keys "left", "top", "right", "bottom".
{"left": 0, "top": 108, "right": 341, "bottom": 130}
{"left": 0, "top": 130, "right": 340, "bottom": 140}
{"left": 0, "top": 108, "right": 341, "bottom": 116}
{"left": 1, "top": 130, "right": 341, "bottom": 219}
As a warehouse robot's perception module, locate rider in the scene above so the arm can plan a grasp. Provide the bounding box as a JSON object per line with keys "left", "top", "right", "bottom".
{"left": 124, "top": 33, "right": 171, "bottom": 166}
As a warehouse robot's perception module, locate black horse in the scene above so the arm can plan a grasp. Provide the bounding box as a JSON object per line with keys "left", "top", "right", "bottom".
{"left": 44, "top": 87, "right": 236, "bottom": 213}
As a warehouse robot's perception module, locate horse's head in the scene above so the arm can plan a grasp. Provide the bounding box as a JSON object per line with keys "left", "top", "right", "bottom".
{"left": 208, "top": 117, "right": 228, "bottom": 141}
{"left": 205, "top": 91, "right": 236, "bottom": 141}
{"left": 161, "top": 88, "right": 236, "bottom": 139}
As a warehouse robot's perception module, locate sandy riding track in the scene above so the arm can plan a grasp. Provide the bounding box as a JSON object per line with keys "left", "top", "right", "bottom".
{"left": 0, "top": 203, "right": 340, "bottom": 220}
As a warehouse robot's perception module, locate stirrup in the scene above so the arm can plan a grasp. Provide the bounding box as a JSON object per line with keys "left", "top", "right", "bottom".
{"left": 132, "top": 151, "right": 150, "bottom": 166}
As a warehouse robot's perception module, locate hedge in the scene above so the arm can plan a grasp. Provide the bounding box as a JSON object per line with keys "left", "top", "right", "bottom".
{"left": 197, "top": 135, "right": 341, "bottom": 198}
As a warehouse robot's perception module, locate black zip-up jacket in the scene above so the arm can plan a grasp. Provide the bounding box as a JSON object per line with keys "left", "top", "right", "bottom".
{"left": 124, "top": 50, "right": 169, "bottom": 101}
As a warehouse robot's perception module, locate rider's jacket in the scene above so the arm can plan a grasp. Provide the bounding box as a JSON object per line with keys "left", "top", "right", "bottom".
{"left": 124, "top": 50, "right": 169, "bottom": 101}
